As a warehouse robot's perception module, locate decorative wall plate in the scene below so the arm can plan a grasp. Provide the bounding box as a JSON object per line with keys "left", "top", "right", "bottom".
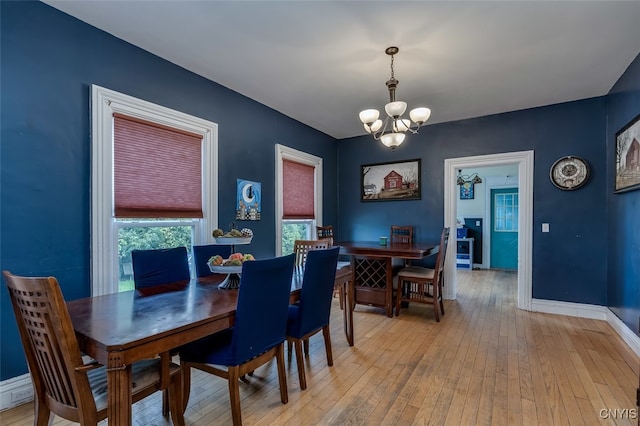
{"left": 549, "top": 156, "right": 589, "bottom": 190}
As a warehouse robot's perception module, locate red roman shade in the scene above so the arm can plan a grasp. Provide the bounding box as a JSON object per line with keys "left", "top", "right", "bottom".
{"left": 283, "top": 159, "right": 315, "bottom": 219}
{"left": 113, "top": 113, "right": 203, "bottom": 218}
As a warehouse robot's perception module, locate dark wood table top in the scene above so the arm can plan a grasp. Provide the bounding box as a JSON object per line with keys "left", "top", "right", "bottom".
{"left": 338, "top": 241, "right": 437, "bottom": 259}
{"left": 67, "top": 273, "right": 303, "bottom": 362}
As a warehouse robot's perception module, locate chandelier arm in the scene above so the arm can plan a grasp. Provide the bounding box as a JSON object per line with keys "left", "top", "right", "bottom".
{"left": 371, "top": 117, "right": 391, "bottom": 140}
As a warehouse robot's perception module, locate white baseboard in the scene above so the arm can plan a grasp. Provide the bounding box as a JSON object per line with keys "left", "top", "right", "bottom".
{"left": 0, "top": 373, "right": 33, "bottom": 411}
{"left": 606, "top": 309, "right": 640, "bottom": 357}
{"left": 531, "top": 298, "right": 640, "bottom": 357}
{"left": 531, "top": 298, "right": 608, "bottom": 320}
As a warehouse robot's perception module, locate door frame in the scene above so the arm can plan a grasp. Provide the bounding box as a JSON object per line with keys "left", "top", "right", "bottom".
{"left": 444, "top": 150, "right": 534, "bottom": 310}
{"left": 484, "top": 176, "right": 518, "bottom": 269}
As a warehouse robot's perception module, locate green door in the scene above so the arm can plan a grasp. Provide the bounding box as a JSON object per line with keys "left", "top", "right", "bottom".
{"left": 490, "top": 188, "right": 518, "bottom": 270}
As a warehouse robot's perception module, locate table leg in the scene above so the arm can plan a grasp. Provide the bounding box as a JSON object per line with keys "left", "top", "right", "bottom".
{"left": 107, "top": 354, "right": 132, "bottom": 425}
{"left": 341, "top": 281, "right": 354, "bottom": 346}
{"left": 385, "top": 261, "right": 394, "bottom": 318}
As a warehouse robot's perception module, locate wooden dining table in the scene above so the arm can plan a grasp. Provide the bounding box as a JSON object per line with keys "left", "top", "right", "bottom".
{"left": 66, "top": 271, "right": 353, "bottom": 426}
{"left": 338, "top": 241, "right": 437, "bottom": 317}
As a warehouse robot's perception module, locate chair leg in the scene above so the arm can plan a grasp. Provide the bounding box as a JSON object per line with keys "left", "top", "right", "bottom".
{"left": 287, "top": 339, "right": 293, "bottom": 361}
{"left": 338, "top": 286, "right": 344, "bottom": 310}
{"left": 322, "top": 325, "right": 333, "bottom": 367}
{"left": 294, "top": 339, "right": 307, "bottom": 390}
{"left": 432, "top": 281, "right": 440, "bottom": 322}
{"left": 162, "top": 390, "right": 169, "bottom": 417}
{"left": 276, "top": 343, "right": 289, "bottom": 403}
{"left": 228, "top": 366, "right": 242, "bottom": 426}
{"left": 439, "top": 281, "right": 445, "bottom": 316}
{"left": 34, "top": 394, "right": 53, "bottom": 426}
{"left": 169, "top": 371, "right": 185, "bottom": 426}
{"left": 303, "top": 339, "right": 310, "bottom": 356}
{"left": 180, "top": 363, "right": 192, "bottom": 414}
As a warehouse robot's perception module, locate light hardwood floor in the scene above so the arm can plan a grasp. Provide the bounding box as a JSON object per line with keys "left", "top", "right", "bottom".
{"left": 2, "top": 270, "right": 638, "bottom": 425}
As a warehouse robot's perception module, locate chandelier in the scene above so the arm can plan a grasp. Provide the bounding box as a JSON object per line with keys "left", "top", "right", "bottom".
{"left": 358, "top": 46, "right": 431, "bottom": 149}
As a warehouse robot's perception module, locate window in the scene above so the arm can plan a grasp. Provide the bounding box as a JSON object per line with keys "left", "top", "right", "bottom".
{"left": 91, "top": 85, "right": 218, "bottom": 295}
{"left": 275, "top": 144, "right": 322, "bottom": 256}
{"left": 494, "top": 192, "right": 518, "bottom": 232}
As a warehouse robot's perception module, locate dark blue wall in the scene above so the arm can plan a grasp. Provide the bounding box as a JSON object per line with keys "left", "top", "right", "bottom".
{"left": 338, "top": 99, "right": 609, "bottom": 305}
{"left": 0, "top": 1, "right": 337, "bottom": 380}
{"left": 606, "top": 54, "right": 640, "bottom": 334}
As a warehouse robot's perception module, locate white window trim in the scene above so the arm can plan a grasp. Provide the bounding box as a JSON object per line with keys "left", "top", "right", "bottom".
{"left": 91, "top": 85, "right": 218, "bottom": 296}
{"left": 275, "top": 144, "right": 322, "bottom": 256}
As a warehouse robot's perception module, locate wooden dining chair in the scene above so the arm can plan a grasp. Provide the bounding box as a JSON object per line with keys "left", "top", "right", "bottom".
{"left": 179, "top": 254, "right": 295, "bottom": 426}
{"left": 394, "top": 227, "right": 450, "bottom": 322}
{"left": 192, "top": 244, "right": 232, "bottom": 277}
{"left": 2, "top": 270, "right": 185, "bottom": 426}
{"left": 286, "top": 247, "right": 340, "bottom": 390}
{"left": 390, "top": 225, "right": 413, "bottom": 244}
{"left": 315, "top": 225, "right": 352, "bottom": 309}
{"left": 293, "top": 239, "right": 330, "bottom": 270}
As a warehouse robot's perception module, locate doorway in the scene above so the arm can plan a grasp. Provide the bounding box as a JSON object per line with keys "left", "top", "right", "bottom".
{"left": 444, "top": 151, "right": 534, "bottom": 311}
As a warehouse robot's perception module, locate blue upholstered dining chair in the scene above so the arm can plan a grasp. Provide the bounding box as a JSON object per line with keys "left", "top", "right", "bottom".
{"left": 286, "top": 246, "right": 340, "bottom": 390}
{"left": 130, "top": 246, "right": 191, "bottom": 415}
{"left": 131, "top": 247, "right": 190, "bottom": 296}
{"left": 192, "top": 244, "right": 232, "bottom": 277}
{"left": 179, "top": 253, "right": 295, "bottom": 426}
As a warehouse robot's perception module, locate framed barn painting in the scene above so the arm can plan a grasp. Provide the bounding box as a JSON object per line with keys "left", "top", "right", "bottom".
{"left": 360, "top": 159, "right": 421, "bottom": 202}
{"left": 615, "top": 113, "right": 640, "bottom": 193}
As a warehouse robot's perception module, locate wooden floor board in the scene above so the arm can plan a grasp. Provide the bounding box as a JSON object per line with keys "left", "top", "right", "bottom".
{"left": 2, "top": 269, "right": 638, "bottom": 426}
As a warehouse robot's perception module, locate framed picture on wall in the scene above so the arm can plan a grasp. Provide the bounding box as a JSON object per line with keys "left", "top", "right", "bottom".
{"left": 615, "top": 113, "right": 640, "bottom": 193}
{"left": 460, "top": 181, "right": 474, "bottom": 199}
{"left": 236, "top": 179, "right": 261, "bottom": 220}
{"left": 360, "top": 159, "right": 421, "bottom": 201}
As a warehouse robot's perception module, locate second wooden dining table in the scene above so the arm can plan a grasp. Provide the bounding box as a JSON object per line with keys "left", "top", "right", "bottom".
{"left": 66, "top": 272, "right": 353, "bottom": 426}
{"left": 338, "top": 241, "right": 438, "bottom": 317}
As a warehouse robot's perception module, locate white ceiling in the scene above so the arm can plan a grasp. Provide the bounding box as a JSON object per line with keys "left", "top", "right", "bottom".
{"left": 43, "top": 1, "right": 640, "bottom": 139}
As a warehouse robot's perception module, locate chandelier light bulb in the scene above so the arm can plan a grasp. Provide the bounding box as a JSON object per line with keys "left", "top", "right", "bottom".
{"left": 393, "top": 118, "right": 411, "bottom": 132}
{"left": 380, "top": 133, "right": 405, "bottom": 149}
{"left": 357, "top": 47, "right": 431, "bottom": 149}
{"left": 385, "top": 101, "right": 407, "bottom": 118}
{"left": 359, "top": 109, "right": 380, "bottom": 125}
{"left": 409, "top": 107, "right": 431, "bottom": 124}
{"left": 370, "top": 119, "right": 383, "bottom": 132}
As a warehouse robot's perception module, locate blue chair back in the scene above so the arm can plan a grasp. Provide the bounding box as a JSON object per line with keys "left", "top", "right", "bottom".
{"left": 289, "top": 247, "right": 340, "bottom": 338}
{"left": 192, "top": 244, "right": 232, "bottom": 277}
{"left": 131, "top": 247, "right": 190, "bottom": 295}
{"left": 231, "top": 253, "right": 295, "bottom": 363}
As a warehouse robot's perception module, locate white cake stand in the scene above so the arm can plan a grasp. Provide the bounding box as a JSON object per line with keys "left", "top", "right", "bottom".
{"left": 208, "top": 264, "right": 243, "bottom": 289}
{"left": 209, "top": 236, "right": 252, "bottom": 289}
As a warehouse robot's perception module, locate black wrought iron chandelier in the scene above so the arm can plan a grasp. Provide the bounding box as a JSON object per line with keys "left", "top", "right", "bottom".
{"left": 358, "top": 47, "right": 431, "bottom": 150}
